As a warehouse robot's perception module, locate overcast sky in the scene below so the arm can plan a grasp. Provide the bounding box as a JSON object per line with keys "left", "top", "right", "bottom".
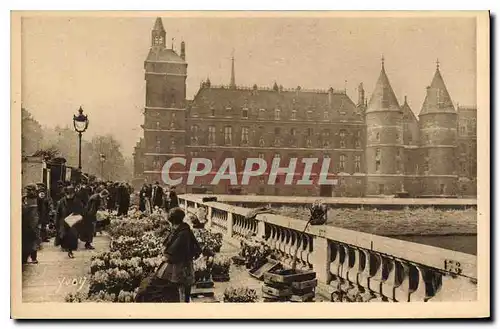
{"left": 21, "top": 15, "right": 477, "bottom": 155}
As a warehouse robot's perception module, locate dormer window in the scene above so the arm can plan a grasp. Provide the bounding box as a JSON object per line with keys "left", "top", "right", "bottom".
{"left": 307, "top": 111, "right": 313, "bottom": 120}
{"left": 242, "top": 108, "right": 249, "bottom": 119}
{"left": 291, "top": 110, "right": 297, "bottom": 120}
{"left": 210, "top": 107, "right": 216, "bottom": 117}
{"left": 274, "top": 109, "right": 281, "bottom": 120}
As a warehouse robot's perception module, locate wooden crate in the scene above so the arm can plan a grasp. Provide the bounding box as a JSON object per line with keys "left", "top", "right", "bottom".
{"left": 291, "top": 278, "right": 318, "bottom": 291}
{"left": 263, "top": 269, "right": 316, "bottom": 284}
{"left": 262, "top": 284, "right": 292, "bottom": 298}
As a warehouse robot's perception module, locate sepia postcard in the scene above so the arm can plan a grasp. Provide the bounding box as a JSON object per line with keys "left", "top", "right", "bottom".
{"left": 11, "top": 10, "right": 490, "bottom": 319}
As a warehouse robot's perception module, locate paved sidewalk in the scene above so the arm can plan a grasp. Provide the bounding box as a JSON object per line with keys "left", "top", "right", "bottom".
{"left": 22, "top": 235, "right": 110, "bottom": 302}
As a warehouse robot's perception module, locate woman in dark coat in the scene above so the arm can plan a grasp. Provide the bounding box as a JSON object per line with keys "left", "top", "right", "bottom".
{"left": 139, "top": 183, "right": 149, "bottom": 212}
{"left": 168, "top": 187, "right": 179, "bottom": 210}
{"left": 55, "top": 186, "right": 85, "bottom": 258}
{"left": 22, "top": 184, "right": 40, "bottom": 264}
{"left": 80, "top": 189, "right": 109, "bottom": 249}
{"left": 136, "top": 208, "right": 202, "bottom": 303}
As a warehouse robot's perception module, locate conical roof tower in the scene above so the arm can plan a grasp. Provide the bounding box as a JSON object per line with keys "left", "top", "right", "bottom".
{"left": 418, "top": 60, "right": 458, "bottom": 197}
{"left": 367, "top": 57, "right": 401, "bottom": 113}
{"left": 419, "top": 60, "right": 455, "bottom": 115}
{"left": 365, "top": 57, "right": 404, "bottom": 197}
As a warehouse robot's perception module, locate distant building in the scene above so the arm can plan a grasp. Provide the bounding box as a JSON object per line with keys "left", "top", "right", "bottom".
{"left": 134, "top": 17, "right": 477, "bottom": 197}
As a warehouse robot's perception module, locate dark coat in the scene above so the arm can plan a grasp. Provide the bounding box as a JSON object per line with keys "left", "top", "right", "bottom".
{"left": 139, "top": 186, "right": 149, "bottom": 211}
{"left": 169, "top": 191, "right": 179, "bottom": 209}
{"left": 151, "top": 185, "right": 164, "bottom": 208}
{"left": 37, "top": 196, "right": 53, "bottom": 226}
{"left": 22, "top": 197, "right": 39, "bottom": 252}
{"left": 117, "top": 185, "right": 130, "bottom": 216}
{"left": 163, "top": 222, "right": 202, "bottom": 265}
{"left": 55, "top": 196, "right": 84, "bottom": 250}
{"left": 77, "top": 186, "right": 91, "bottom": 207}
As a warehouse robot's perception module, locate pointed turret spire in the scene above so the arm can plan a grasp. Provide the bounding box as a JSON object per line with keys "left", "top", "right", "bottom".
{"left": 230, "top": 50, "right": 236, "bottom": 89}
{"left": 419, "top": 61, "right": 455, "bottom": 115}
{"left": 151, "top": 17, "right": 166, "bottom": 48}
{"left": 367, "top": 57, "right": 400, "bottom": 112}
{"left": 153, "top": 17, "right": 165, "bottom": 32}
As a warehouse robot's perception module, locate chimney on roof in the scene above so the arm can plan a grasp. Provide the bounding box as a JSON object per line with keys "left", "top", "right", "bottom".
{"left": 358, "top": 82, "right": 365, "bottom": 106}
{"left": 180, "top": 41, "right": 186, "bottom": 60}
{"left": 296, "top": 86, "right": 301, "bottom": 97}
{"left": 404, "top": 95, "right": 408, "bottom": 104}
{"left": 230, "top": 51, "right": 236, "bottom": 89}
{"left": 328, "top": 87, "right": 334, "bottom": 106}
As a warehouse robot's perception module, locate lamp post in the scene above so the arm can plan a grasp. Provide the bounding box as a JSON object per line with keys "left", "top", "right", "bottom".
{"left": 73, "top": 106, "right": 89, "bottom": 170}
{"left": 100, "top": 153, "right": 106, "bottom": 180}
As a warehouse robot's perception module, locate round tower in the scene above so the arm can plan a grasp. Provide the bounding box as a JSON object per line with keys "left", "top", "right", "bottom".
{"left": 418, "top": 61, "right": 458, "bottom": 196}
{"left": 365, "top": 58, "right": 404, "bottom": 196}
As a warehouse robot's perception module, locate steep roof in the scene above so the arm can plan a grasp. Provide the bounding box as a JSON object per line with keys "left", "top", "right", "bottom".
{"left": 146, "top": 48, "right": 186, "bottom": 63}
{"left": 401, "top": 96, "right": 418, "bottom": 122}
{"left": 191, "top": 85, "right": 361, "bottom": 121}
{"left": 367, "top": 62, "right": 401, "bottom": 112}
{"left": 153, "top": 17, "right": 165, "bottom": 32}
{"left": 419, "top": 65, "right": 455, "bottom": 115}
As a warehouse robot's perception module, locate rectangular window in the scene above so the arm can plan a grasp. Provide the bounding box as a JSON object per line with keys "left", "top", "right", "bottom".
{"left": 208, "top": 126, "right": 216, "bottom": 145}
{"left": 354, "top": 155, "right": 361, "bottom": 172}
{"left": 323, "top": 111, "right": 329, "bottom": 120}
{"left": 339, "top": 154, "right": 346, "bottom": 171}
{"left": 242, "top": 108, "right": 249, "bottom": 119}
{"left": 340, "top": 130, "right": 346, "bottom": 149}
{"left": 224, "top": 126, "right": 232, "bottom": 145}
{"left": 378, "top": 184, "right": 384, "bottom": 194}
{"left": 241, "top": 127, "right": 249, "bottom": 145}
{"left": 210, "top": 108, "right": 216, "bottom": 117}
{"left": 258, "top": 153, "right": 265, "bottom": 160}
{"left": 290, "top": 128, "right": 296, "bottom": 136}
{"left": 306, "top": 128, "right": 313, "bottom": 137}
{"left": 275, "top": 109, "right": 281, "bottom": 120}
{"left": 291, "top": 110, "right": 297, "bottom": 120}
{"left": 375, "top": 160, "right": 380, "bottom": 172}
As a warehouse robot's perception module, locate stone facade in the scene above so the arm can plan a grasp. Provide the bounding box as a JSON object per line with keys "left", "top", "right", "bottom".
{"left": 134, "top": 18, "right": 477, "bottom": 198}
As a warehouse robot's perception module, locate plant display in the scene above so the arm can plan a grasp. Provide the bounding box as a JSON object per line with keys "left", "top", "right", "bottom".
{"left": 239, "top": 241, "right": 273, "bottom": 271}
{"left": 193, "top": 256, "right": 211, "bottom": 282}
{"left": 211, "top": 255, "right": 231, "bottom": 280}
{"left": 194, "top": 230, "right": 223, "bottom": 255}
{"left": 223, "top": 287, "right": 258, "bottom": 303}
{"left": 75, "top": 209, "right": 224, "bottom": 303}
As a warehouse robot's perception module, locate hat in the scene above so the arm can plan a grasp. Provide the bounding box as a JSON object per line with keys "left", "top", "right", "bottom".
{"left": 25, "top": 184, "right": 37, "bottom": 192}
{"left": 65, "top": 185, "right": 75, "bottom": 194}
{"left": 100, "top": 189, "right": 110, "bottom": 197}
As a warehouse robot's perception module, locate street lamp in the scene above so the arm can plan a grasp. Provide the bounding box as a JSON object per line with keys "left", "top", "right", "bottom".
{"left": 73, "top": 106, "right": 89, "bottom": 170}
{"left": 99, "top": 153, "right": 106, "bottom": 180}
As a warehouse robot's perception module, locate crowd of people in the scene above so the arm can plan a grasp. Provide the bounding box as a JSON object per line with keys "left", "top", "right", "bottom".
{"left": 138, "top": 181, "right": 180, "bottom": 214}
{"left": 21, "top": 179, "right": 136, "bottom": 263}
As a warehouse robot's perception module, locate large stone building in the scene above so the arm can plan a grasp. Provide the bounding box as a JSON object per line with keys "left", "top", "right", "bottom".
{"left": 133, "top": 18, "right": 477, "bottom": 197}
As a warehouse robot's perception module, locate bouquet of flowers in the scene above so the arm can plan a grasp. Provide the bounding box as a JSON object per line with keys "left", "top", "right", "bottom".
{"left": 223, "top": 287, "right": 258, "bottom": 303}
{"left": 193, "top": 256, "right": 210, "bottom": 282}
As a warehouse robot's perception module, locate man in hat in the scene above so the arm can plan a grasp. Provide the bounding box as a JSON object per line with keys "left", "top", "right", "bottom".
{"left": 55, "top": 185, "right": 84, "bottom": 258}
{"left": 151, "top": 181, "right": 164, "bottom": 209}
{"left": 36, "top": 183, "right": 54, "bottom": 243}
{"left": 22, "top": 184, "right": 40, "bottom": 264}
{"left": 81, "top": 188, "right": 109, "bottom": 250}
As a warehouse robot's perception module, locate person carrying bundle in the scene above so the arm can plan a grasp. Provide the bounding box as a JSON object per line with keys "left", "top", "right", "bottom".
{"left": 55, "top": 185, "right": 85, "bottom": 258}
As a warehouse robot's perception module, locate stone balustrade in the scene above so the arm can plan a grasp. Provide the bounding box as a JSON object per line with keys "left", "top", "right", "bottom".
{"left": 180, "top": 194, "right": 477, "bottom": 302}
